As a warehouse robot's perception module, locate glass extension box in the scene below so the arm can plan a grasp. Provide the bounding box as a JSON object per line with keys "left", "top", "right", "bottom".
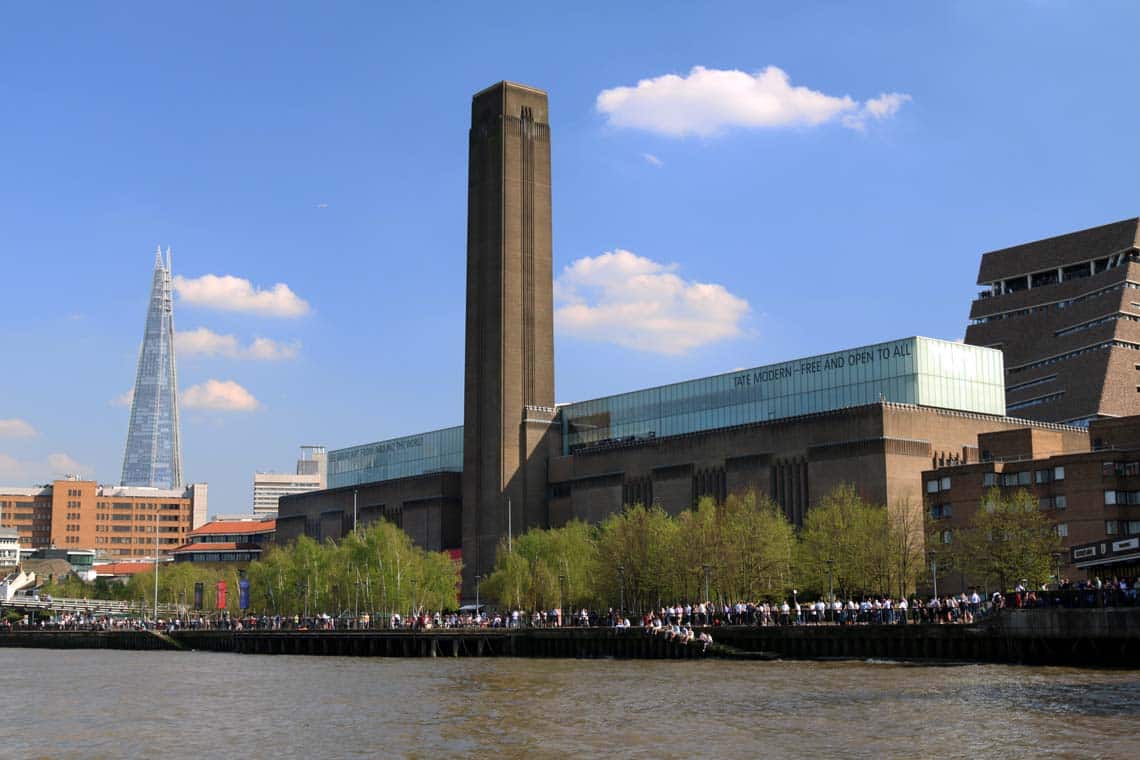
{"left": 558, "top": 337, "right": 1005, "bottom": 453}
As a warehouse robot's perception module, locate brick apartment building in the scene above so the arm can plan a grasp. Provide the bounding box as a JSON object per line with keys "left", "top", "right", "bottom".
{"left": 924, "top": 416, "right": 1140, "bottom": 586}
{"left": 0, "top": 478, "right": 207, "bottom": 558}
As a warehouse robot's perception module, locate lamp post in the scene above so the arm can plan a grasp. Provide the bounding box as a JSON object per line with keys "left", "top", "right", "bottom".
{"left": 702, "top": 563, "right": 712, "bottom": 605}
{"left": 153, "top": 526, "right": 159, "bottom": 624}
{"left": 474, "top": 575, "right": 482, "bottom": 625}
{"left": 617, "top": 565, "right": 625, "bottom": 615}
{"left": 558, "top": 574, "right": 567, "bottom": 626}
{"left": 825, "top": 558, "right": 835, "bottom": 604}
{"left": 930, "top": 557, "right": 939, "bottom": 599}
{"left": 353, "top": 489, "right": 358, "bottom": 535}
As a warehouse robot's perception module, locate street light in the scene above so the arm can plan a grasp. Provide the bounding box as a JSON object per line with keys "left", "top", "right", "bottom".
{"left": 558, "top": 574, "right": 567, "bottom": 626}
{"left": 353, "top": 489, "right": 358, "bottom": 534}
{"left": 930, "top": 557, "right": 939, "bottom": 599}
{"left": 474, "top": 575, "right": 483, "bottom": 625}
{"left": 617, "top": 565, "right": 625, "bottom": 615}
{"left": 825, "top": 558, "right": 835, "bottom": 604}
{"left": 702, "top": 563, "right": 712, "bottom": 605}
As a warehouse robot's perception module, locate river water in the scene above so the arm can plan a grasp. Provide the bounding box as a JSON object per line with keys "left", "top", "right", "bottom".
{"left": 4, "top": 650, "right": 1139, "bottom": 758}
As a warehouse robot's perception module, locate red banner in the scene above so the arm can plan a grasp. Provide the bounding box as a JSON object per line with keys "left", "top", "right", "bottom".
{"left": 216, "top": 580, "right": 227, "bottom": 609}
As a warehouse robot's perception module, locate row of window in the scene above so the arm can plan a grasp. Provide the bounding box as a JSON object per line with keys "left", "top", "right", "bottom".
{"left": 1007, "top": 391, "right": 1065, "bottom": 412}
{"left": 973, "top": 279, "right": 1140, "bottom": 324}
{"left": 1006, "top": 374, "right": 1057, "bottom": 394}
{"left": 926, "top": 477, "right": 952, "bottom": 494}
{"left": 1055, "top": 312, "right": 1140, "bottom": 338}
{"left": 1103, "top": 461, "right": 1140, "bottom": 477}
{"left": 929, "top": 504, "right": 952, "bottom": 520}
{"left": 1104, "top": 491, "right": 1140, "bottom": 505}
{"left": 981, "top": 467, "right": 1066, "bottom": 487}
{"left": 180, "top": 552, "right": 257, "bottom": 562}
{"left": 99, "top": 501, "right": 184, "bottom": 511}
{"left": 937, "top": 522, "right": 1070, "bottom": 541}
{"left": 1007, "top": 340, "right": 1140, "bottom": 375}
{"left": 1106, "top": 520, "right": 1140, "bottom": 536}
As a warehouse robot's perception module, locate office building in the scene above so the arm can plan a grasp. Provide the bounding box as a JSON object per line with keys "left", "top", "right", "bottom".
{"left": 965, "top": 218, "right": 1140, "bottom": 426}
{"left": 252, "top": 446, "right": 327, "bottom": 516}
{"left": 121, "top": 247, "right": 184, "bottom": 489}
{"left": 0, "top": 478, "right": 206, "bottom": 557}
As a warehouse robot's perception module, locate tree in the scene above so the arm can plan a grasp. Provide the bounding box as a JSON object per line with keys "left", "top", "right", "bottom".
{"left": 797, "top": 484, "right": 890, "bottom": 598}
{"left": 887, "top": 498, "right": 926, "bottom": 598}
{"left": 948, "top": 488, "right": 1061, "bottom": 591}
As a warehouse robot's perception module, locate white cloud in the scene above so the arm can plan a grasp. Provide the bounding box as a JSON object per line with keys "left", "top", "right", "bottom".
{"left": 182, "top": 379, "right": 260, "bottom": 412}
{"left": 0, "top": 419, "right": 37, "bottom": 438}
{"left": 47, "top": 453, "right": 94, "bottom": 477}
{"left": 110, "top": 390, "right": 133, "bottom": 408}
{"left": 842, "top": 92, "right": 912, "bottom": 131}
{"left": 554, "top": 249, "right": 750, "bottom": 355}
{"left": 0, "top": 452, "right": 94, "bottom": 483}
{"left": 642, "top": 152, "right": 664, "bottom": 167}
{"left": 0, "top": 453, "right": 25, "bottom": 481}
{"left": 176, "top": 327, "right": 300, "bottom": 360}
{"left": 173, "top": 274, "right": 310, "bottom": 318}
{"left": 596, "top": 65, "right": 909, "bottom": 137}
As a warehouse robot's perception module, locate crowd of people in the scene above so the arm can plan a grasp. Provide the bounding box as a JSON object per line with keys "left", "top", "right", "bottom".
{"left": 9, "top": 577, "right": 1138, "bottom": 634}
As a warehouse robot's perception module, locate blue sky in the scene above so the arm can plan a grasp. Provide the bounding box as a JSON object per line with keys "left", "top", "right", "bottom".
{"left": 1, "top": 2, "right": 1138, "bottom": 514}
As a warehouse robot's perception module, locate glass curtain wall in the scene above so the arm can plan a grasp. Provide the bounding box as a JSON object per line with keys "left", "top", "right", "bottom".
{"left": 328, "top": 426, "right": 463, "bottom": 488}
{"left": 560, "top": 337, "right": 1005, "bottom": 453}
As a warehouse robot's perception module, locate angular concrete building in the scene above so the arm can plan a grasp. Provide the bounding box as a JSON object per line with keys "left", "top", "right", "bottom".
{"left": 965, "top": 218, "right": 1140, "bottom": 426}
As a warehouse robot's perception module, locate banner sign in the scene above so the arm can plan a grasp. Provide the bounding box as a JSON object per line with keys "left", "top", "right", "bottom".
{"left": 216, "top": 580, "right": 227, "bottom": 610}
{"left": 194, "top": 582, "right": 203, "bottom": 610}
{"left": 238, "top": 576, "right": 250, "bottom": 610}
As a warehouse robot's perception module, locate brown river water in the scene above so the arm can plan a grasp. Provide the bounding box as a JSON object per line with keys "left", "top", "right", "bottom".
{"left": 3, "top": 650, "right": 1138, "bottom": 759}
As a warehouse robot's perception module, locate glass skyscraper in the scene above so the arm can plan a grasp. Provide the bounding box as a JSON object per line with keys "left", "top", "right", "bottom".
{"left": 121, "top": 247, "right": 183, "bottom": 489}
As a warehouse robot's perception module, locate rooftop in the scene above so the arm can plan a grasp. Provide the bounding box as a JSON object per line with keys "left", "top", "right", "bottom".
{"left": 190, "top": 518, "right": 276, "bottom": 537}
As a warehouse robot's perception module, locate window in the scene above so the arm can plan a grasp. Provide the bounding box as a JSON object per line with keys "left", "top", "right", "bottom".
{"left": 1054, "top": 466, "right": 1065, "bottom": 481}
{"left": 1106, "top": 520, "right": 1118, "bottom": 535}
{"left": 1035, "top": 469, "right": 1051, "bottom": 484}
{"left": 1106, "top": 490, "right": 1117, "bottom": 505}
{"left": 940, "top": 476, "right": 951, "bottom": 491}
{"left": 926, "top": 479, "right": 939, "bottom": 494}
{"left": 941, "top": 530, "right": 953, "bottom": 544}
{"left": 1055, "top": 523, "right": 1069, "bottom": 538}
{"left": 929, "top": 504, "right": 953, "bottom": 520}
{"left": 1055, "top": 494, "right": 1067, "bottom": 509}
{"left": 1018, "top": 471, "right": 1032, "bottom": 486}
{"left": 983, "top": 472, "right": 997, "bottom": 487}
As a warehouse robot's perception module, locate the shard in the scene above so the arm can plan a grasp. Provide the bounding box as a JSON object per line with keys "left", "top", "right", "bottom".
{"left": 121, "top": 246, "right": 183, "bottom": 489}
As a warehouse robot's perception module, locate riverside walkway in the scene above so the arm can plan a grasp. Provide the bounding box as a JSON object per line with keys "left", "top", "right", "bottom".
{"left": 2, "top": 608, "right": 1138, "bottom": 666}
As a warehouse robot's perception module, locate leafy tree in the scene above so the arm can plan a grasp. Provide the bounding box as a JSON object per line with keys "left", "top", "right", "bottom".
{"left": 947, "top": 488, "right": 1061, "bottom": 591}
{"left": 797, "top": 484, "right": 890, "bottom": 598}
{"left": 481, "top": 491, "right": 796, "bottom": 612}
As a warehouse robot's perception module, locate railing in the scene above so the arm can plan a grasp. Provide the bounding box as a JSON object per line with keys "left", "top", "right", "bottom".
{"left": 1001, "top": 588, "right": 1138, "bottom": 609}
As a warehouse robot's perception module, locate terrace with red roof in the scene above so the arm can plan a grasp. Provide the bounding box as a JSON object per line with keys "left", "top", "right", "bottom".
{"left": 170, "top": 517, "right": 276, "bottom": 564}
